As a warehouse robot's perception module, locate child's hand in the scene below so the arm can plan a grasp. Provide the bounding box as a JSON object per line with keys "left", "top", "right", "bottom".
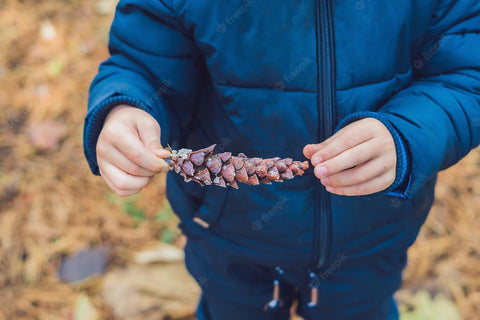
{"left": 96, "top": 105, "right": 171, "bottom": 197}
{"left": 303, "top": 118, "right": 397, "bottom": 196}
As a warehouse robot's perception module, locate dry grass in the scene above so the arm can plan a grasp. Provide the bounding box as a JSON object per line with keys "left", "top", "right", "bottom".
{"left": 400, "top": 151, "right": 480, "bottom": 318}
{"left": 0, "top": 0, "right": 478, "bottom": 319}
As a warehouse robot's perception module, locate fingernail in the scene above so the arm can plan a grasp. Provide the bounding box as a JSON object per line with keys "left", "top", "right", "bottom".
{"left": 155, "top": 149, "right": 171, "bottom": 158}
{"left": 314, "top": 166, "right": 328, "bottom": 178}
{"left": 326, "top": 186, "right": 335, "bottom": 193}
{"left": 321, "top": 178, "right": 329, "bottom": 186}
{"left": 312, "top": 155, "right": 323, "bottom": 166}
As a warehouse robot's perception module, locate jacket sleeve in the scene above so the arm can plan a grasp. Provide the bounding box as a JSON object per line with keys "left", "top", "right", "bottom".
{"left": 376, "top": 1, "right": 480, "bottom": 197}
{"left": 83, "top": 0, "right": 204, "bottom": 175}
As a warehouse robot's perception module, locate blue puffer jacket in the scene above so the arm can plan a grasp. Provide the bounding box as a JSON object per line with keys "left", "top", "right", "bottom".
{"left": 84, "top": 0, "right": 480, "bottom": 317}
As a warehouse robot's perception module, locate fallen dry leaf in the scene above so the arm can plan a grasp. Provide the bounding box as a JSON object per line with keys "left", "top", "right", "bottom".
{"left": 134, "top": 243, "right": 184, "bottom": 265}
{"left": 27, "top": 120, "right": 66, "bottom": 152}
{"left": 74, "top": 294, "right": 99, "bottom": 320}
{"left": 102, "top": 263, "right": 199, "bottom": 320}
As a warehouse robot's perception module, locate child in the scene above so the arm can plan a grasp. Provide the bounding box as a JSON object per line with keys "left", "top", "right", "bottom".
{"left": 83, "top": 1, "right": 480, "bottom": 319}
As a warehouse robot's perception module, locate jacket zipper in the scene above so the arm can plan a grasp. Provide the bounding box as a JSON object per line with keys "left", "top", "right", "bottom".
{"left": 313, "top": 0, "right": 335, "bottom": 269}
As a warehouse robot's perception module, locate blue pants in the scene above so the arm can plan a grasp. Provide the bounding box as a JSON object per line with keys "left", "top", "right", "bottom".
{"left": 197, "top": 297, "right": 398, "bottom": 320}
{"left": 185, "top": 239, "right": 400, "bottom": 320}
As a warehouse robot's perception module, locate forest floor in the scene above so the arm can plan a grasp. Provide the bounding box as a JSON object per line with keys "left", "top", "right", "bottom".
{"left": 0, "top": 0, "right": 479, "bottom": 319}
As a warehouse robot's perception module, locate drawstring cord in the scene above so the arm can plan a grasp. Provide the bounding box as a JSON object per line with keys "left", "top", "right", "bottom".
{"left": 263, "top": 268, "right": 320, "bottom": 310}
{"left": 308, "top": 271, "right": 319, "bottom": 308}
{"left": 264, "top": 266, "right": 284, "bottom": 310}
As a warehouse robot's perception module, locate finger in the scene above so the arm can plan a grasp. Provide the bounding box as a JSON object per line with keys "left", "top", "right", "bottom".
{"left": 98, "top": 143, "right": 157, "bottom": 177}
{"left": 106, "top": 183, "right": 142, "bottom": 197}
{"left": 325, "top": 171, "right": 396, "bottom": 196}
{"left": 313, "top": 139, "right": 380, "bottom": 179}
{"left": 110, "top": 126, "right": 169, "bottom": 172}
{"left": 303, "top": 144, "right": 322, "bottom": 159}
{"left": 310, "top": 122, "right": 376, "bottom": 165}
{"left": 100, "top": 161, "right": 152, "bottom": 193}
{"left": 99, "top": 169, "right": 143, "bottom": 197}
{"left": 321, "top": 157, "right": 394, "bottom": 188}
{"left": 303, "top": 124, "right": 360, "bottom": 159}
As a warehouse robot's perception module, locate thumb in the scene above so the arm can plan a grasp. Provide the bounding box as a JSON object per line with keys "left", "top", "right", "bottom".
{"left": 149, "top": 140, "right": 171, "bottom": 158}
{"left": 137, "top": 121, "right": 171, "bottom": 159}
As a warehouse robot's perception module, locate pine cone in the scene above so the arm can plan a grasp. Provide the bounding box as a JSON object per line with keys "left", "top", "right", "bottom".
{"left": 167, "top": 144, "right": 309, "bottom": 189}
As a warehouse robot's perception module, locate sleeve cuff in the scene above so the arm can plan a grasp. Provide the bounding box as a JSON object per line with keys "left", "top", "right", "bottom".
{"left": 83, "top": 94, "right": 156, "bottom": 175}
{"left": 335, "top": 111, "right": 411, "bottom": 198}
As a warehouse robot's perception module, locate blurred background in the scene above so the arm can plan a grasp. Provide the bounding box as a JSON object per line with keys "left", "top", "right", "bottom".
{"left": 0, "top": 1, "right": 479, "bottom": 319}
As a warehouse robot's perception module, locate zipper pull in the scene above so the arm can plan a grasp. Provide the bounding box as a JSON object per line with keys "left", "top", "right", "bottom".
{"left": 308, "top": 272, "right": 319, "bottom": 308}
{"left": 264, "top": 267, "right": 284, "bottom": 310}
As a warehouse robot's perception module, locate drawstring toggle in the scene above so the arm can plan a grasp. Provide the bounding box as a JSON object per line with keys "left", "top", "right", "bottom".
{"left": 264, "top": 266, "right": 284, "bottom": 310}
{"left": 308, "top": 272, "right": 319, "bottom": 308}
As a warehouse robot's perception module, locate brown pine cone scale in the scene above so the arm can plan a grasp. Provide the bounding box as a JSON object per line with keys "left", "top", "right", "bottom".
{"left": 168, "top": 144, "right": 309, "bottom": 189}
